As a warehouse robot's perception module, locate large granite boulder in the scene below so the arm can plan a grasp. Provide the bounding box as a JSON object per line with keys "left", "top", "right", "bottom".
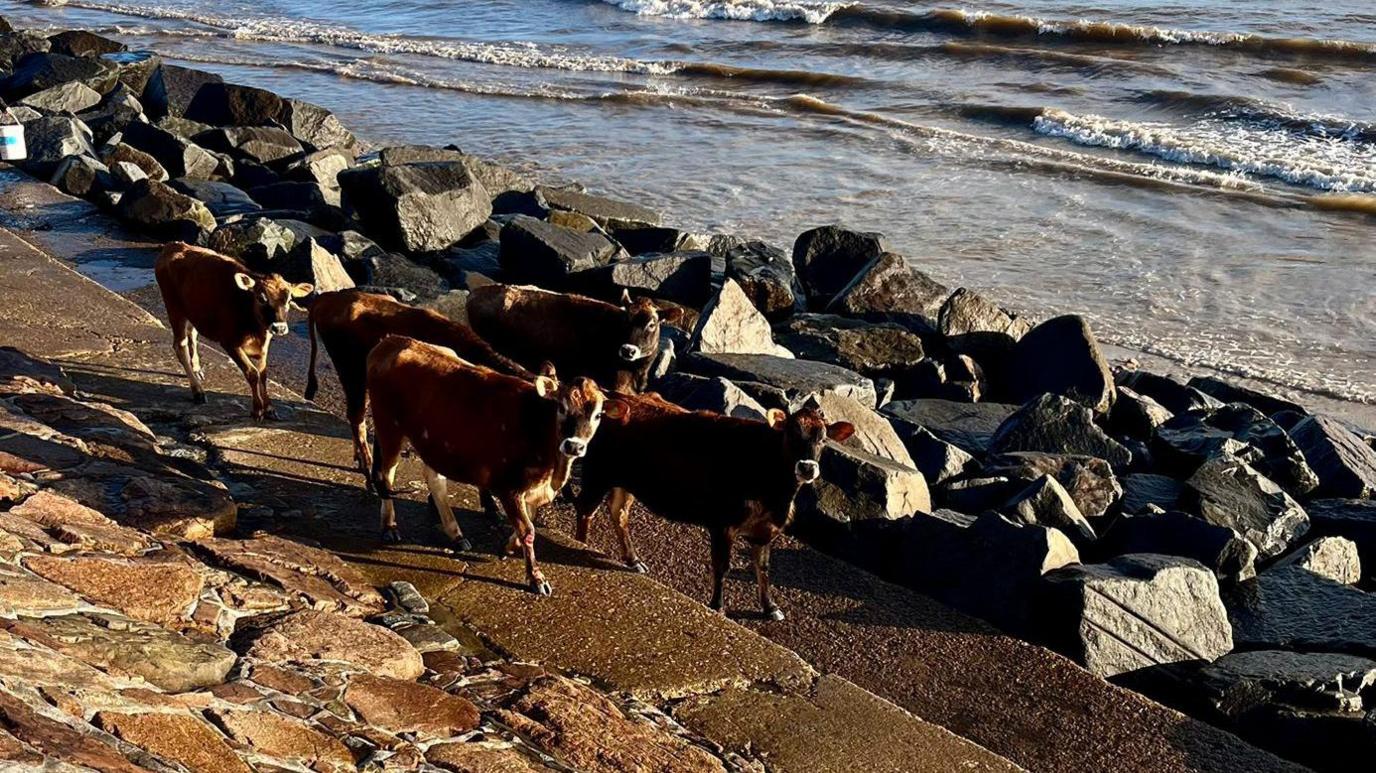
{"left": 100, "top": 141, "right": 167, "bottom": 181}
{"left": 881, "top": 398, "right": 1017, "bottom": 456}
{"left": 497, "top": 214, "right": 618, "bottom": 285}
{"left": 536, "top": 185, "right": 659, "bottom": 229}
{"left": 1274, "top": 537, "right": 1361, "bottom": 585}
{"left": 1110, "top": 386, "right": 1173, "bottom": 441}
{"left": 20, "top": 115, "right": 95, "bottom": 177}
{"left": 279, "top": 97, "right": 358, "bottom": 152}
{"left": 49, "top": 154, "right": 111, "bottom": 198}
{"left": 114, "top": 177, "right": 216, "bottom": 241}
{"left": 682, "top": 352, "right": 876, "bottom": 408}
{"left": 1003, "top": 474, "right": 1096, "bottom": 545}
{"left": 19, "top": 80, "right": 102, "bottom": 114}
{"left": 1094, "top": 510, "right": 1257, "bottom": 582}
{"left": 184, "top": 81, "right": 284, "bottom": 127}
{"left": 0, "top": 53, "right": 116, "bottom": 99}
{"left": 884, "top": 420, "right": 976, "bottom": 486}
{"left": 937, "top": 287, "right": 1027, "bottom": 339}
{"left": 1306, "top": 499, "right": 1376, "bottom": 576}
{"left": 274, "top": 238, "right": 356, "bottom": 293}
{"left": 121, "top": 120, "right": 217, "bottom": 179}
{"left": 983, "top": 451, "right": 1121, "bottom": 518}
{"left": 1188, "top": 377, "right": 1305, "bottom": 419}
{"left": 653, "top": 374, "right": 769, "bottom": 422}
{"left": 1228, "top": 565, "right": 1376, "bottom": 658}
{"left": 987, "top": 394, "right": 1133, "bottom": 468}
{"left": 47, "top": 30, "right": 125, "bottom": 59}
{"left": 773, "top": 314, "right": 926, "bottom": 392}
{"left": 691, "top": 279, "right": 793, "bottom": 357}
{"left": 722, "top": 239, "right": 801, "bottom": 318}
{"left": 339, "top": 161, "right": 491, "bottom": 252}
{"left": 792, "top": 225, "right": 887, "bottom": 307}
{"left": 826, "top": 251, "right": 948, "bottom": 330}
{"left": 1116, "top": 370, "right": 1220, "bottom": 415}
{"left": 168, "top": 178, "right": 261, "bottom": 218}
{"left": 195, "top": 125, "right": 304, "bottom": 166}
{"left": 1154, "top": 404, "right": 1317, "bottom": 495}
{"left": 575, "top": 250, "right": 713, "bottom": 307}
{"left": 208, "top": 216, "right": 302, "bottom": 264}
{"left": 1289, "top": 415, "right": 1376, "bottom": 498}
{"left": 1119, "top": 473, "right": 1185, "bottom": 514}
{"left": 1044, "top": 554, "right": 1233, "bottom": 678}
{"left": 142, "top": 63, "right": 223, "bottom": 119}
{"left": 1006, "top": 315, "right": 1114, "bottom": 413}
{"left": 0, "top": 31, "right": 51, "bottom": 71}
{"left": 1185, "top": 457, "right": 1309, "bottom": 560}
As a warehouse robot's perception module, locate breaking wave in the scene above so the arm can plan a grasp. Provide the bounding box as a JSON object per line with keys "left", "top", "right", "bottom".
{"left": 592, "top": 0, "right": 848, "bottom": 24}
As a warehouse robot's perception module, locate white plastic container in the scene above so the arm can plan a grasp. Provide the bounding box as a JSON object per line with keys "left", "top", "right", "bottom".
{"left": 0, "top": 122, "right": 25, "bottom": 162}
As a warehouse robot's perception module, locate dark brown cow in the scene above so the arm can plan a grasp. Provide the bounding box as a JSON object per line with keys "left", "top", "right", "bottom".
{"left": 466, "top": 284, "right": 680, "bottom": 393}
{"left": 367, "top": 335, "right": 616, "bottom": 594}
{"left": 573, "top": 393, "right": 853, "bottom": 619}
{"left": 154, "top": 242, "right": 312, "bottom": 420}
{"left": 305, "top": 289, "right": 535, "bottom": 482}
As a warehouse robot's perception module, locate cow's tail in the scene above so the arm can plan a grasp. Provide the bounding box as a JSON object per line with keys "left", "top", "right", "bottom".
{"left": 304, "top": 310, "right": 320, "bottom": 401}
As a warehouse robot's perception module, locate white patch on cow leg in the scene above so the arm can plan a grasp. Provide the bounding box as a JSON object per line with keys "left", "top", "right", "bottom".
{"left": 379, "top": 498, "right": 396, "bottom": 532}
{"left": 422, "top": 465, "right": 462, "bottom": 541}
{"left": 189, "top": 328, "right": 204, "bottom": 381}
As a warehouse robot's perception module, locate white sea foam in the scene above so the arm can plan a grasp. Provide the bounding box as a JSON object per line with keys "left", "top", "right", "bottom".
{"left": 1033, "top": 109, "right": 1376, "bottom": 192}
{"left": 61, "top": 1, "right": 677, "bottom": 73}
{"left": 595, "top": 0, "right": 847, "bottom": 24}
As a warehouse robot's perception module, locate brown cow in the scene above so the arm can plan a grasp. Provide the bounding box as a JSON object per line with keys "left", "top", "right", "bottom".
{"left": 367, "top": 335, "right": 616, "bottom": 594}
{"left": 305, "top": 289, "right": 535, "bottom": 483}
{"left": 466, "top": 284, "right": 680, "bottom": 393}
{"left": 154, "top": 242, "right": 313, "bottom": 420}
{"left": 573, "top": 393, "right": 853, "bottom": 620}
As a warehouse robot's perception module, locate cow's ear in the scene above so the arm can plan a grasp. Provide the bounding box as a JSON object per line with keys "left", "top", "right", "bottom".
{"left": 603, "top": 399, "right": 630, "bottom": 422}
{"left": 290, "top": 283, "right": 314, "bottom": 299}
{"left": 658, "top": 306, "right": 684, "bottom": 325}
{"left": 827, "top": 421, "right": 856, "bottom": 442}
{"left": 533, "top": 375, "right": 558, "bottom": 399}
{"left": 766, "top": 408, "right": 787, "bottom": 429}
{"left": 619, "top": 288, "right": 633, "bottom": 307}
{"left": 538, "top": 360, "right": 558, "bottom": 379}
{"left": 233, "top": 273, "right": 256, "bottom": 292}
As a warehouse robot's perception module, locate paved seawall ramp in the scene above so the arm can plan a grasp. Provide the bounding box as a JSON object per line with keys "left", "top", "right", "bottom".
{"left": 0, "top": 167, "right": 1301, "bottom": 771}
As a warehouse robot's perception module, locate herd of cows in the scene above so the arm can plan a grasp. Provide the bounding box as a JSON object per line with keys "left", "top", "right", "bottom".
{"left": 154, "top": 241, "right": 854, "bottom": 619}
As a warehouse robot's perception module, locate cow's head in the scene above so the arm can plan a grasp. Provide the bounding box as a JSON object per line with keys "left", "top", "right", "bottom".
{"left": 535, "top": 374, "right": 618, "bottom": 459}
{"left": 614, "top": 291, "right": 682, "bottom": 392}
{"left": 234, "top": 272, "right": 313, "bottom": 337}
{"left": 766, "top": 397, "right": 855, "bottom": 486}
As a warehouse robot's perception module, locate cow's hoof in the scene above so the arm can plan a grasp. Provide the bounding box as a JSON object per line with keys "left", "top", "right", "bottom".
{"left": 380, "top": 528, "right": 402, "bottom": 543}
{"left": 454, "top": 537, "right": 474, "bottom": 553}
{"left": 764, "top": 605, "right": 785, "bottom": 622}
{"left": 261, "top": 409, "right": 281, "bottom": 422}
{"left": 529, "top": 578, "right": 552, "bottom": 596}
{"left": 627, "top": 559, "right": 649, "bottom": 574}
{"left": 192, "top": 392, "right": 207, "bottom": 405}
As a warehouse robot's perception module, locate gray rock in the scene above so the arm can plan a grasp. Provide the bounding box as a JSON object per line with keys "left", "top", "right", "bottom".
{"left": 121, "top": 121, "right": 217, "bottom": 180}
{"left": 155, "top": 114, "right": 212, "bottom": 140}
{"left": 884, "top": 420, "right": 976, "bottom": 486}
{"left": 773, "top": 313, "right": 926, "bottom": 393}
{"left": 20, "top": 115, "right": 95, "bottom": 177}
{"left": 1185, "top": 458, "right": 1309, "bottom": 560}
{"left": 378, "top": 145, "right": 463, "bottom": 165}
{"left": 208, "top": 217, "right": 300, "bottom": 264}
{"left": 114, "top": 178, "right": 216, "bottom": 241}
{"left": 497, "top": 214, "right": 617, "bottom": 285}
{"left": 385, "top": 580, "right": 429, "bottom": 615}
{"left": 100, "top": 141, "right": 167, "bottom": 181}
{"left": 1188, "top": 377, "right": 1306, "bottom": 419}
{"left": 536, "top": 185, "right": 659, "bottom": 228}
{"left": 246, "top": 181, "right": 340, "bottom": 223}
{"left": 938, "top": 287, "right": 1026, "bottom": 339}
{"left": 1, "top": 53, "right": 116, "bottom": 99}
{"left": 1198, "top": 649, "right": 1376, "bottom": 716}
{"left": 683, "top": 352, "right": 876, "bottom": 408}
{"left": 1120, "top": 473, "right": 1185, "bottom": 514}
{"left": 1003, "top": 474, "right": 1096, "bottom": 545}
{"left": 1110, "top": 386, "right": 1173, "bottom": 441}
{"left": 611, "top": 224, "right": 688, "bottom": 256}
{"left": 282, "top": 147, "right": 350, "bottom": 202}
{"left": 575, "top": 250, "right": 713, "bottom": 307}
{"left": 47, "top": 30, "right": 125, "bottom": 59}
{"left": 460, "top": 153, "right": 534, "bottom": 201}
{"left": 1274, "top": 537, "right": 1361, "bottom": 585}
{"left": 1096, "top": 510, "right": 1257, "bottom": 582}
{"left": 109, "top": 160, "right": 147, "bottom": 188}
{"left": 654, "top": 374, "right": 769, "bottom": 422}
{"left": 1306, "top": 499, "right": 1376, "bottom": 578}
{"left": 1154, "top": 404, "right": 1318, "bottom": 496}
{"left": 142, "top": 63, "right": 223, "bottom": 120}
{"left": 811, "top": 391, "right": 914, "bottom": 467}
{"left": 987, "top": 394, "right": 1133, "bottom": 469}
{"left": 102, "top": 50, "right": 162, "bottom": 96}
{"left": 184, "top": 81, "right": 284, "bottom": 127}
{"left": 1007, "top": 315, "right": 1114, "bottom": 414}
{"left": 936, "top": 475, "right": 1022, "bottom": 513}
{"left": 279, "top": 97, "right": 358, "bottom": 152}
{"left": 1229, "top": 565, "right": 1376, "bottom": 658}
{"left": 168, "top": 178, "right": 261, "bottom": 218}
{"left": 361, "top": 253, "right": 448, "bottom": 301}
{"left": 881, "top": 398, "right": 1017, "bottom": 456}
{"left": 340, "top": 161, "right": 491, "bottom": 252}
{"left": 76, "top": 84, "right": 144, "bottom": 146}
{"left": 826, "top": 251, "right": 948, "bottom": 330}
{"left": 1116, "top": 370, "right": 1220, "bottom": 415}
{"left": 19, "top": 80, "right": 102, "bottom": 114}
{"left": 791, "top": 224, "right": 888, "bottom": 307}
{"left": 1044, "top": 554, "right": 1233, "bottom": 678}
{"left": 808, "top": 443, "right": 930, "bottom": 523}
{"left": 1289, "top": 415, "right": 1376, "bottom": 498}
{"left": 691, "top": 279, "right": 793, "bottom": 357}
{"left": 900, "top": 511, "right": 1079, "bottom": 632}
{"left": 983, "top": 451, "right": 1121, "bottom": 518}
{"left": 279, "top": 238, "right": 356, "bottom": 293}
{"left": 49, "top": 154, "right": 110, "bottom": 197}
{"left": 195, "top": 125, "right": 303, "bottom": 165}
{"left": 0, "top": 31, "right": 51, "bottom": 71}
{"left": 723, "top": 239, "right": 801, "bottom": 318}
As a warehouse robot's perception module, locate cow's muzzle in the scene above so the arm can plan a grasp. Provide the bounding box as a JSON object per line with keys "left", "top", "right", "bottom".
{"left": 560, "top": 438, "right": 588, "bottom": 458}
{"left": 795, "top": 460, "right": 820, "bottom": 484}
{"left": 619, "top": 344, "right": 644, "bottom": 362}
{"left": 270, "top": 322, "right": 290, "bottom": 337}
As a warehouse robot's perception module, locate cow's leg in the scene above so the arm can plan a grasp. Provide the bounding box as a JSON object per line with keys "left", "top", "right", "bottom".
{"left": 571, "top": 482, "right": 604, "bottom": 544}
{"left": 609, "top": 488, "right": 647, "bottom": 573}
{"left": 708, "top": 528, "right": 731, "bottom": 613}
{"left": 501, "top": 492, "right": 550, "bottom": 596}
{"left": 422, "top": 465, "right": 472, "bottom": 552}
{"left": 751, "top": 542, "right": 783, "bottom": 621}
{"left": 253, "top": 344, "right": 277, "bottom": 421}
{"left": 339, "top": 360, "right": 372, "bottom": 486}
{"left": 169, "top": 317, "right": 205, "bottom": 404}
{"left": 228, "top": 347, "right": 263, "bottom": 419}
{"left": 480, "top": 490, "right": 504, "bottom": 523}
{"left": 370, "top": 427, "right": 405, "bottom": 543}
{"left": 188, "top": 327, "right": 205, "bottom": 383}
